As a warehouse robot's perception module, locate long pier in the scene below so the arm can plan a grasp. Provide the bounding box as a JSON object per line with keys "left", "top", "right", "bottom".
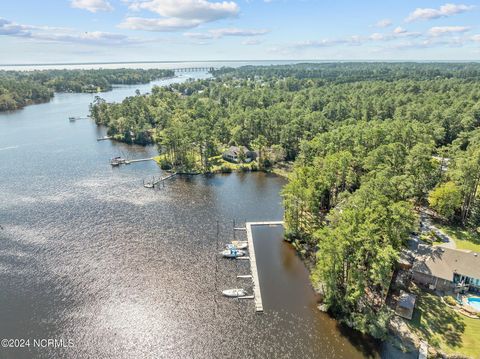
{"left": 245, "top": 221, "right": 284, "bottom": 313}
{"left": 175, "top": 67, "right": 217, "bottom": 73}
{"left": 143, "top": 173, "right": 177, "bottom": 188}
{"left": 125, "top": 157, "right": 154, "bottom": 164}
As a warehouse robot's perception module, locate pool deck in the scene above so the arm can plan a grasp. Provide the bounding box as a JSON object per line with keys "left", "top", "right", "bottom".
{"left": 245, "top": 221, "right": 284, "bottom": 313}
{"left": 464, "top": 295, "right": 480, "bottom": 313}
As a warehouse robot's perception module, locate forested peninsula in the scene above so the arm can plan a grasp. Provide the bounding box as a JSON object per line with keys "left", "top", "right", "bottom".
{"left": 0, "top": 68, "right": 174, "bottom": 111}
{"left": 92, "top": 63, "right": 480, "bottom": 342}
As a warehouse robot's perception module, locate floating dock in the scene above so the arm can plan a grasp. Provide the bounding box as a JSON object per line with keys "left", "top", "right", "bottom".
{"left": 245, "top": 221, "right": 284, "bottom": 313}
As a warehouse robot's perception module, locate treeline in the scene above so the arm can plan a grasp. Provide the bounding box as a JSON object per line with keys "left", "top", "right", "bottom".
{"left": 0, "top": 77, "right": 53, "bottom": 111}
{"left": 0, "top": 68, "right": 174, "bottom": 111}
{"left": 283, "top": 119, "right": 437, "bottom": 337}
{"left": 90, "top": 63, "right": 480, "bottom": 337}
{"left": 212, "top": 62, "right": 480, "bottom": 82}
{"left": 91, "top": 63, "right": 480, "bottom": 155}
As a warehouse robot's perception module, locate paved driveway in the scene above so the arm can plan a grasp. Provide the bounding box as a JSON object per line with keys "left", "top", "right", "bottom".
{"left": 419, "top": 212, "right": 456, "bottom": 249}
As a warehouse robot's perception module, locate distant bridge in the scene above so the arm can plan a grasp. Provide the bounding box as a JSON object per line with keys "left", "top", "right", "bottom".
{"left": 174, "top": 67, "right": 217, "bottom": 73}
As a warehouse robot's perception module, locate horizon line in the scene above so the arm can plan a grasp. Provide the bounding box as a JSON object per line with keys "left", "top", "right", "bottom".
{"left": 1, "top": 59, "right": 480, "bottom": 67}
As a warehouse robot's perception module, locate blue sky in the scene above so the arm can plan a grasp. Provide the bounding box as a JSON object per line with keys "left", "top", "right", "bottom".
{"left": 0, "top": 0, "right": 479, "bottom": 63}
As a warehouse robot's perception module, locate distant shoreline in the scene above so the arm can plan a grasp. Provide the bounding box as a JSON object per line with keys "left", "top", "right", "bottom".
{"left": 1, "top": 59, "right": 479, "bottom": 68}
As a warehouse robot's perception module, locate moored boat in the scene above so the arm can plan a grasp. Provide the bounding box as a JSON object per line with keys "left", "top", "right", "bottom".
{"left": 221, "top": 248, "right": 246, "bottom": 258}
{"left": 110, "top": 156, "right": 126, "bottom": 166}
{"left": 230, "top": 241, "right": 248, "bottom": 250}
{"left": 222, "top": 289, "right": 247, "bottom": 297}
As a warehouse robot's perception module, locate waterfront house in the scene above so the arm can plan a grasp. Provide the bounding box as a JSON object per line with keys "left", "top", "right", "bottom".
{"left": 412, "top": 245, "right": 480, "bottom": 293}
{"left": 222, "top": 146, "right": 257, "bottom": 163}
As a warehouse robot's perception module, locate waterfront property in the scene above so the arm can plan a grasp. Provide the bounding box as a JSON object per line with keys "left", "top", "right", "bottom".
{"left": 412, "top": 244, "right": 480, "bottom": 294}
{"left": 222, "top": 146, "right": 257, "bottom": 163}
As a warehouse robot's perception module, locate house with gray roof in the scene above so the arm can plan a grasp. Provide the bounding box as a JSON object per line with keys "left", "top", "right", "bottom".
{"left": 412, "top": 244, "right": 480, "bottom": 293}
{"left": 222, "top": 146, "right": 257, "bottom": 163}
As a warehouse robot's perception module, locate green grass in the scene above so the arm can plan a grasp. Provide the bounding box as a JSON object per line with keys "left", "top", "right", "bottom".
{"left": 435, "top": 223, "right": 480, "bottom": 252}
{"left": 407, "top": 291, "right": 480, "bottom": 358}
{"left": 153, "top": 153, "right": 258, "bottom": 173}
{"left": 207, "top": 154, "right": 258, "bottom": 172}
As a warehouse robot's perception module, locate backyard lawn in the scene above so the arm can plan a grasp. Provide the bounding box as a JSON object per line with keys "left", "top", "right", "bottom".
{"left": 407, "top": 291, "right": 480, "bottom": 358}
{"left": 153, "top": 153, "right": 258, "bottom": 173}
{"left": 435, "top": 224, "right": 480, "bottom": 252}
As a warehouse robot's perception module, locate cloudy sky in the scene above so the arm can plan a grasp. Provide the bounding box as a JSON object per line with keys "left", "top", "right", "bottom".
{"left": 0, "top": 0, "right": 479, "bottom": 64}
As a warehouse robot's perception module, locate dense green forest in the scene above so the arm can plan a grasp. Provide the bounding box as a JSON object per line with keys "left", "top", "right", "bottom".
{"left": 212, "top": 62, "right": 480, "bottom": 82}
{"left": 90, "top": 63, "right": 480, "bottom": 337}
{"left": 0, "top": 68, "right": 174, "bottom": 111}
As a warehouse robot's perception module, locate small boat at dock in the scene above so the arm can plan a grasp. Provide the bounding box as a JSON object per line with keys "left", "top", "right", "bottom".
{"left": 110, "top": 156, "right": 126, "bottom": 166}
{"left": 222, "top": 289, "right": 247, "bottom": 297}
{"left": 221, "top": 248, "right": 246, "bottom": 258}
{"left": 230, "top": 241, "right": 248, "bottom": 250}
{"left": 69, "top": 117, "right": 76, "bottom": 122}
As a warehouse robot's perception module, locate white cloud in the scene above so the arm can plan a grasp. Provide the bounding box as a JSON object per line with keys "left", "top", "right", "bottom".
{"left": 472, "top": 34, "right": 480, "bottom": 42}
{"left": 119, "top": 17, "right": 203, "bottom": 31}
{"left": 121, "top": 0, "right": 240, "bottom": 32}
{"left": 0, "top": 17, "right": 137, "bottom": 46}
{"left": 184, "top": 27, "right": 269, "bottom": 39}
{"left": 128, "top": 0, "right": 239, "bottom": 21}
{"left": 70, "top": 0, "right": 114, "bottom": 13}
{"left": 370, "top": 33, "right": 387, "bottom": 41}
{"left": 38, "top": 31, "right": 133, "bottom": 46}
{"left": 428, "top": 26, "right": 470, "bottom": 36}
{"left": 241, "top": 39, "right": 261, "bottom": 45}
{"left": 294, "top": 37, "right": 362, "bottom": 49}
{"left": 375, "top": 19, "right": 392, "bottom": 28}
{"left": 406, "top": 3, "right": 475, "bottom": 22}
{"left": 392, "top": 27, "right": 422, "bottom": 38}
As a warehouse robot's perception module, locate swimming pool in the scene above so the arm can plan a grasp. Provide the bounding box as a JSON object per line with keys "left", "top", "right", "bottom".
{"left": 467, "top": 297, "right": 480, "bottom": 311}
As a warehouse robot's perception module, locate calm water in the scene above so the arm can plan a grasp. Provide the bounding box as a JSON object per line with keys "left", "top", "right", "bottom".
{"left": 0, "top": 72, "right": 382, "bottom": 358}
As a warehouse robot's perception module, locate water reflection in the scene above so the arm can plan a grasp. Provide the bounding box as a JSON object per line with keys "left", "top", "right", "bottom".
{"left": 1, "top": 74, "right": 381, "bottom": 358}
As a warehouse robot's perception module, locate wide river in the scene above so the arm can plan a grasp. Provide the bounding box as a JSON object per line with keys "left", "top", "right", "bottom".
{"left": 0, "top": 71, "right": 387, "bottom": 358}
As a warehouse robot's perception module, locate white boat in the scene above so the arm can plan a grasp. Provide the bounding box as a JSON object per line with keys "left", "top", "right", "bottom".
{"left": 110, "top": 156, "right": 126, "bottom": 166}
{"left": 222, "top": 289, "right": 247, "bottom": 297}
{"left": 230, "top": 241, "right": 248, "bottom": 250}
{"left": 221, "top": 249, "right": 246, "bottom": 258}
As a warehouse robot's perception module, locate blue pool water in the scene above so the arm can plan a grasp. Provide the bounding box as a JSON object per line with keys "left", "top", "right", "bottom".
{"left": 467, "top": 297, "right": 480, "bottom": 311}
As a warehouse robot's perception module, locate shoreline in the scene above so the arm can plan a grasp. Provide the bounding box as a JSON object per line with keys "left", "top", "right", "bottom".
{"left": 0, "top": 73, "right": 177, "bottom": 114}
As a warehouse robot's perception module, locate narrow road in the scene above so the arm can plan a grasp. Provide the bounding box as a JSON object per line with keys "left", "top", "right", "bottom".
{"left": 419, "top": 211, "right": 456, "bottom": 249}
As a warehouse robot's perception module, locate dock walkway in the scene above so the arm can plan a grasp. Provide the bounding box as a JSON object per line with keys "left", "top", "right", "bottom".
{"left": 245, "top": 221, "right": 284, "bottom": 313}
{"left": 144, "top": 173, "right": 177, "bottom": 188}
{"left": 125, "top": 157, "right": 154, "bottom": 164}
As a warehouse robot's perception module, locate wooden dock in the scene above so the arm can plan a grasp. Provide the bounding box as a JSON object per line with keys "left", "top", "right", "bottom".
{"left": 245, "top": 221, "right": 284, "bottom": 313}
{"left": 143, "top": 173, "right": 177, "bottom": 188}
{"left": 125, "top": 157, "right": 154, "bottom": 164}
